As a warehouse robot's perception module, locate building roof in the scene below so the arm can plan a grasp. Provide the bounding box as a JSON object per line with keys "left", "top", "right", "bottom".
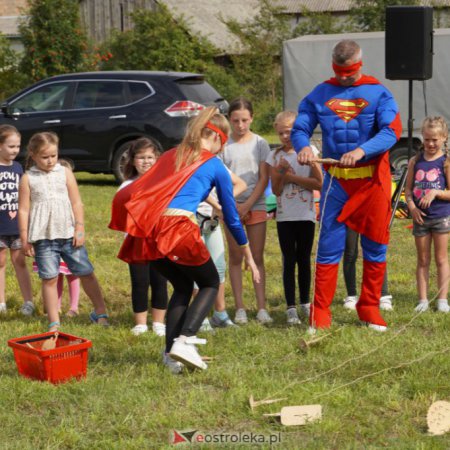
{"left": 0, "top": 16, "right": 21, "bottom": 37}
{"left": 272, "top": 0, "right": 450, "bottom": 13}
{"left": 160, "top": 0, "right": 260, "bottom": 52}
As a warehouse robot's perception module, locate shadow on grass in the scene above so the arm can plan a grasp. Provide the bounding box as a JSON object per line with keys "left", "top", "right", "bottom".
{"left": 74, "top": 172, "right": 118, "bottom": 187}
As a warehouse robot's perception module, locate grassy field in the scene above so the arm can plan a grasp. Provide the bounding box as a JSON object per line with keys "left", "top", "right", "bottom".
{"left": 0, "top": 172, "right": 448, "bottom": 450}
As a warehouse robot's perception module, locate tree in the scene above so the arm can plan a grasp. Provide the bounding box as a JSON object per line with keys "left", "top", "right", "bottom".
{"left": 0, "top": 34, "right": 27, "bottom": 100}
{"left": 352, "top": 0, "right": 420, "bottom": 31}
{"left": 19, "top": 0, "right": 99, "bottom": 81}
{"left": 293, "top": 9, "right": 352, "bottom": 36}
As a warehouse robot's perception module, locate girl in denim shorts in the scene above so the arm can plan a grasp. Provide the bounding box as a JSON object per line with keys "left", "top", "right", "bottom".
{"left": 405, "top": 117, "right": 450, "bottom": 313}
{"left": 18, "top": 132, "right": 109, "bottom": 331}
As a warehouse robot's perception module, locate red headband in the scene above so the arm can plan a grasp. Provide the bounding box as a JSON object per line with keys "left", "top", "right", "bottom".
{"left": 205, "top": 122, "right": 228, "bottom": 146}
{"left": 332, "top": 61, "right": 363, "bottom": 77}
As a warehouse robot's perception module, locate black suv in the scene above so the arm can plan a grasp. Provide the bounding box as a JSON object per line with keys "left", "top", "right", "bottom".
{"left": 0, "top": 71, "right": 228, "bottom": 180}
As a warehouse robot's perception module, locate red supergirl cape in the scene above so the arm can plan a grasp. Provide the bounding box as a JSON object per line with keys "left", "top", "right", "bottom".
{"left": 324, "top": 74, "right": 381, "bottom": 86}
{"left": 109, "top": 149, "right": 214, "bottom": 262}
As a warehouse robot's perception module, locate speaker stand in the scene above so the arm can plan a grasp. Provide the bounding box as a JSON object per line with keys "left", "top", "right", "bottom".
{"left": 390, "top": 80, "right": 413, "bottom": 228}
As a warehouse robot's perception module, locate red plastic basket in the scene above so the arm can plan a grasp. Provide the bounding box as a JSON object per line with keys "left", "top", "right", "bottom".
{"left": 8, "top": 331, "right": 92, "bottom": 384}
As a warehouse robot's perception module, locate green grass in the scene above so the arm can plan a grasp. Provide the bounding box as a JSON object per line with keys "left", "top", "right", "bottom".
{"left": 0, "top": 172, "right": 449, "bottom": 449}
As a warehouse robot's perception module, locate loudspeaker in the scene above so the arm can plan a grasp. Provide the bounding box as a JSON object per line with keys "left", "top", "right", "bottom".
{"left": 385, "top": 6, "right": 433, "bottom": 80}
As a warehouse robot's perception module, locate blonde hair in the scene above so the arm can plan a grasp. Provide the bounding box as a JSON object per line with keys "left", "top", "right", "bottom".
{"left": 175, "top": 106, "right": 230, "bottom": 171}
{"left": 0, "top": 125, "right": 20, "bottom": 144}
{"left": 25, "top": 132, "right": 59, "bottom": 169}
{"left": 273, "top": 110, "right": 297, "bottom": 154}
{"left": 420, "top": 116, "right": 449, "bottom": 170}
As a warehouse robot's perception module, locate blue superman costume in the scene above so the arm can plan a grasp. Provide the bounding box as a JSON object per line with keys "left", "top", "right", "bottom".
{"left": 291, "top": 75, "right": 402, "bottom": 328}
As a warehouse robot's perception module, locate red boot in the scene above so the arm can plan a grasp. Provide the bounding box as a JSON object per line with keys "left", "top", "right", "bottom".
{"left": 356, "top": 260, "right": 387, "bottom": 327}
{"left": 310, "top": 263, "right": 339, "bottom": 329}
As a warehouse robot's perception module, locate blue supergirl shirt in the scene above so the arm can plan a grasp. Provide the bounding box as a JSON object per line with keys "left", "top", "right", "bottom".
{"left": 168, "top": 157, "right": 247, "bottom": 246}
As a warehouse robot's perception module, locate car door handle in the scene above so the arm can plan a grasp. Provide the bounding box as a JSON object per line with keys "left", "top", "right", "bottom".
{"left": 43, "top": 119, "right": 61, "bottom": 124}
{"left": 109, "top": 115, "right": 127, "bottom": 120}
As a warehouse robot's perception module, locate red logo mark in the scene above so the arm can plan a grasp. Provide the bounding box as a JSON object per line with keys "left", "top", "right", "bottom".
{"left": 325, "top": 98, "right": 369, "bottom": 122}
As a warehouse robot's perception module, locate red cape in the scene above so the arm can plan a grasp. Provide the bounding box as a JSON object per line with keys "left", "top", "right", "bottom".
{"left": 337, "top": 152, "right": 392, "bottom": 244}
{"left": 109, "top": 148, "right": 214, "bottom": 237}
{"left": 324, "top": 74, "right": 381, "bottom": 86}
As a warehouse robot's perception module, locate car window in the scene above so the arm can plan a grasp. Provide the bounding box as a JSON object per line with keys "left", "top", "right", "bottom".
{"left": 175, "top": 79, "right": 224, "bottom": 103}
{"left": 72, "top": 81, "right": 127, "bottom": 109}
{"left": 128, "top": 81, "right": 153, "bottom": 102}
{"left": 11, "top": 82, "right": 71, "bottom": 113}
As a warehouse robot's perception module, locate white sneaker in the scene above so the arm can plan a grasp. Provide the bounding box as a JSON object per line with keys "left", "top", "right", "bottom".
{"left": 169, "top": 336, "right": 208, "bottom": 370}
{"left": 0, "top": 302, "right": 6, "bottom": 313}
{"left": 415, "top": 300, "right": 429, "bottom": 312}
{"left": 367, "top": 323, "right": 387, "bottom": 332}
{"left": 20, "top": 301, "right": 35, "bottom": 316}
{"left": 162, "top": 351, "right": 184, "bottom": 374}
{"left": 210, "top": 313, "right": 236, "bottom": 328}
{"left": 152, "top": 322, "right": 166, "bottom": 336}
{"left": 234, "top": 308, "right": 248, "bottom": 324}
{"left": 307, "top": 326, "right": 317, "bottom": 336}
{"left": 343, "top": 296, "right": 358, "bottom": 310}
{"left": 300, "top": 303, "right": 311, "bottom": 317}
{"left": 286, "top": 308, "right": 301, "bottom": 325}
{"left": 379, "top": 295, "right": 393, "bottom": 311}
{"left": 131, "top": 324, "right": 148, "bottom": 336}
{"left": 256, "top": 309, "right": 273, "bottom": 324}
{"left": 436, "top": 299, "right": 449, "bottom": 313}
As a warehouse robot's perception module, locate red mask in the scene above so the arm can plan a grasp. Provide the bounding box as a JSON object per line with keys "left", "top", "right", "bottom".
{"left": 205, "top": 122, "right": 228, "bottom": 146}
{"left": 332, "top": 61, "right": 363, "bottom": 78}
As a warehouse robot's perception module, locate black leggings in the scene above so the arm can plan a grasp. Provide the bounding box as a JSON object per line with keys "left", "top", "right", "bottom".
{"left": 128, "top": 263, "right": 168, "bottom": 313}
{"left": 343, "top": 228, "right": 389, "bottom": 297}
{"left": 149, "top": 257, "right": 219, "bottom": 352}
{"left": 276, "top": 220, "right": 315, "bottom": 307}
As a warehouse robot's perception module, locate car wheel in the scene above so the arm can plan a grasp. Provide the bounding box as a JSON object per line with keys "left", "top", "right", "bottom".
{"left": 389, "top": 145, "right": 418, "bottom": 180}
{"left": 112, "top": 142, "right": 131, "bottom": 183}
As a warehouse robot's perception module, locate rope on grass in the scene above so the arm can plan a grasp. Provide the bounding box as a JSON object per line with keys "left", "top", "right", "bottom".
{"left": 260, "top": 274, "right": 450, "bottom": 404}
{"left": 313, "top": 346, "right": 449, "bottom": 400}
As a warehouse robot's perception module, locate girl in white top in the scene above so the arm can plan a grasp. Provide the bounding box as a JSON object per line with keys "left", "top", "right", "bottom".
{"left": 267, "top": 111, "right": 323, "bottom": 324}
{"left": 18, "top": 132, "right": 109, "bottom": 331}
{"left": 221, "top": 97, "right": 272, "bottom": 324}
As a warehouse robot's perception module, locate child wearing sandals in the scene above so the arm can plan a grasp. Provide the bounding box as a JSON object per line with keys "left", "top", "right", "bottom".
{"left": 267, "top": 111, "right": 323, "bottom": 324}
{"left": 119, "top": 138, "right": 168, "bottom": 336}
{"left": 18, "top": 132, "right": 109, "bottom": 331}
{"left": 405, "top": 116, "right": 450, "bottom": 313}
{"left": 0, "top": 125, "right": 35, "bottom": 316}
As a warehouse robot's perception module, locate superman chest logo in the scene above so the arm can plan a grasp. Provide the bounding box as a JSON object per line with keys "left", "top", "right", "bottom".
{"left": 325, "top": 98, "right": 369, "bottom": 122}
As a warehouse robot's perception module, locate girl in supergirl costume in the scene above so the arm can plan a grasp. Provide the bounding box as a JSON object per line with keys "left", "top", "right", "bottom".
{"left": 110, "top": 107, "right": 260, "bottom": 373}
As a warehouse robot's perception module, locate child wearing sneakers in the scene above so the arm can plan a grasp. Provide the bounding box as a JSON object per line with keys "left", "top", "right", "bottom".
{"left": 405, "top": 116, "right": 450, "bottom": 313}
{"left": 118, "top": 138, "right": 168, "bottom": 336}
{"left": 342, "top": 228, "right": 393, "bottom": 311}
{"left": 267, "top": 111, "right": 322, "bottom": 324}
{"left": 18, "top": 132, "right": 109, "bottom": 331}
{"left": 0, "top": 125, "right": 35, "bottom": 316}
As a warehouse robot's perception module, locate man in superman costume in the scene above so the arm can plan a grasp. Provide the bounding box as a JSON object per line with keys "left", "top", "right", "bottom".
{"left": 292, "top": 39, "right": 402, "bottom": 332}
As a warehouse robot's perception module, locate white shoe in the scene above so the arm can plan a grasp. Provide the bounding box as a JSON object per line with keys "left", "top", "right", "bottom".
{"left": 169, "top": 336, "right": 208, "bottom": 370}
{"left": 256, "top": 309, "right": 273, "bottom": 324}
{"left": 152, "top": 322, "right": 166, "bottom": 336}
{"left": 300, "top": 303, "right": 311, "bottom": 317}
{"left": 162, "top": 351, "right": 184, "bottom": 374}
{"left": 20, "top": 301, "right": 35, "bottom": 316}
{"left": 307, "top": 326, "right": 317, "bottom": 336}
{"left": 131, "top": 324, "right": 148, "bottom": 336}
{"left": 234, "top": 308, "right": 248, "bottom": 324}
{"left": 286, "top": 308, "right": 301, "bottom": 325}
{"left": 415, "top": 300, "right": 429, "bottom": 312}
{"left": 379, "top": 295, "right": 393, "bottom": 311}
{"left": 436, "top": 299, "right": 449, "bottom": 313}
{"left": 0, "top": 302, "right": 6, "bottom": 313}
{"left": 343, "top": 296, "right": 358, "bottom": 310}
{"left": 367, "top": 323, "right": 387, "bottom": 332}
